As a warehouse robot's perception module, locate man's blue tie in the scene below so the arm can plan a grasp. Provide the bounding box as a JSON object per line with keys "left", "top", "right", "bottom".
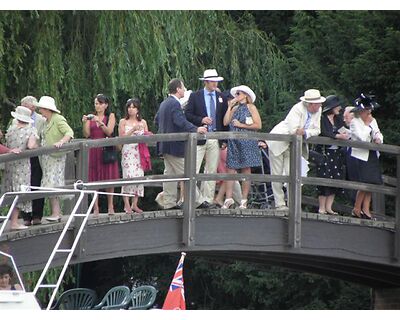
{"left": 304, "top": 112, "right": 311, "bottom": 129}
{"left": 209, "top": 93, "right": 216, "bottom": 131}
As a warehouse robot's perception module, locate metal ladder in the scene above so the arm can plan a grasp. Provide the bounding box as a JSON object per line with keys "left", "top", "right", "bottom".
{"left": 33, "top": 189, "right": 98, "bottom": 310}
{"left": 0, "top": 187, "right": 98, "bottom": 310}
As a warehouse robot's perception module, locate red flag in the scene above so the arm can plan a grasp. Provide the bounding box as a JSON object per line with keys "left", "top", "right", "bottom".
{"left": 162, "top": 252, "right": 186, "bottom": 310}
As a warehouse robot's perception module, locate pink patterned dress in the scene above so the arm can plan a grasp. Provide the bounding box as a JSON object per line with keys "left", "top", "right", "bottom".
{"left": 88, "top": 116, "right": 119, "bottom": 182}
{"left": 121, "top": 125, "right": 144, "bottom": 196}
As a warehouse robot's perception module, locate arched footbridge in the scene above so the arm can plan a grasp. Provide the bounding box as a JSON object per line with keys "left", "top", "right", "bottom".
{"left": 0, "top": 132, "right": 399, "bottom": 289}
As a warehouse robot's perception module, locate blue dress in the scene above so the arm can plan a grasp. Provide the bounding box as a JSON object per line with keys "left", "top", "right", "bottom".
{"left": 226, "top": 103, "right": 261, "bottom": 169}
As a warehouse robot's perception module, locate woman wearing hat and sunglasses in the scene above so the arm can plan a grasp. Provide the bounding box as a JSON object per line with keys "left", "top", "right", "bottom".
{"left": 315, "top": 95, "right": 350, "bottom": 215}
{"left": 222, "top": 85, "right": 262, "bottom": 209}
{"left": 348, "top": 94, "right": 383, "bottom": 219}
{"left": 3, "top": 106, "right": 38, "bottom": 230}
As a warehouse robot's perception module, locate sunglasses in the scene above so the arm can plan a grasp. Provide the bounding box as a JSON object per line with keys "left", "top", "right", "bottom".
{"left": 235, "top": 91, "right": 242, "bottom": 96}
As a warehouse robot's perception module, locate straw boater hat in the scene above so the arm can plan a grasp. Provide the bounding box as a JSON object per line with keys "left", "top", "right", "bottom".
{"left": 300, "top": 89, "right": 326, "bottom": 104}
{"left": 34, "top": 96, "right": 60, "bottom": 113}
{"left": 199, "top": 69, "right": 224, "bottom": 82}
{"left": 230, "top": 85, "right": 256, "bottom": 103}
{"left": 11, "top": 106, "right": 34, "bottom": 123}
{"left": 322, "top": 95, "right": 342, "bottom": 113}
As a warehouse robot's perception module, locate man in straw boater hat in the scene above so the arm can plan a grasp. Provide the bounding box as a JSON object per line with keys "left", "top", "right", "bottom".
{"left": 185, "top": 69, "right": 229, "bottom": 208}
{"left": 266, "top": 89, "right": 325, "bottom": 210}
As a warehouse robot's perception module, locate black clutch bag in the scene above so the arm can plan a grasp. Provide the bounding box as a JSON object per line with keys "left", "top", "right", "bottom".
{"left": 309, "top": 150, "right": 326, "bottom": 166}
{"left": 102, "top": 146, "right": 118, "bottom": 164}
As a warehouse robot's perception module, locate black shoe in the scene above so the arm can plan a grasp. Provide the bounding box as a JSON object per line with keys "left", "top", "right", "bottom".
{"left": 197, "top": 201, "right": 217, "bottom": 209}
{"left": 24, "top": 220, "right": 32, "bottom": 227}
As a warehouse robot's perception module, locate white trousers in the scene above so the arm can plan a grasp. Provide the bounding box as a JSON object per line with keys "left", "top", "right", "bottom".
{"left": 269, "top": 149, "right": 290, "bottom": 207}
{"left": 196, "top": 139, "right": 220, "bottom": 203}
{"left": 162, "top": 154, "right": 202, "bottom": 209}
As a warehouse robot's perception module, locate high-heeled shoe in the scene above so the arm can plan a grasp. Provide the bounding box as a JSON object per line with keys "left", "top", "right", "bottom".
{"left": 239, "top": 199, "right": 248, "bottom": 209}
{"left": 361, "top": 211, "right": 374, "bottom": 220}
{"left": 222, "top": 198, "right": 234, "bottom": 209}
{"left": 351, "top": 209, "right": 361, "bottom": 218}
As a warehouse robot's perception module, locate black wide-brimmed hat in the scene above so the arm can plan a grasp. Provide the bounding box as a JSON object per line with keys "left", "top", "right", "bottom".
{"left": 351, "top": 93, "right": 380, "bottom": 113}
{"left": 322, "top": 95, "right": 342, "bottom": 113}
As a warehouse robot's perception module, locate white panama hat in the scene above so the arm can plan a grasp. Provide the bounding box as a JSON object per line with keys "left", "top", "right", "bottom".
{"left": 299, "top": 89, "right": 326, "bottom": 103}
{"left": 11, "top": 106, "right": 34, "bottom": 123}
{"left": 34, "top": 96, "right": 61, "bottom": 113}
{"left": 199, "top": 69, "right": 224, "bottom": 82}
{"left": 230, "top": 85, "right": 256, "bottom": 103}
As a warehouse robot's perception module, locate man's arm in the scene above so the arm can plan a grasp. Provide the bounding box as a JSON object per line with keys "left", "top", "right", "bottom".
{"left": 185, "top": 92, "right": 204, "bottom": 126}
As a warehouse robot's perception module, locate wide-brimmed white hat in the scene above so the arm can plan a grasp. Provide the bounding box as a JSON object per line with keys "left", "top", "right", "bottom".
{"left": 300, "top": 89, "right": 326, "bottom": 103}
{"left": 199, "top": 69, "right": 224, "bottom": 82}
{"left": 34, "top": 96, "right": 60, "bottom": 113}
{"left": 230, "top": 85, "right": 256, "bottom": 103}
{"left": 11, "top": 106, "right": 33, "bottom": 123}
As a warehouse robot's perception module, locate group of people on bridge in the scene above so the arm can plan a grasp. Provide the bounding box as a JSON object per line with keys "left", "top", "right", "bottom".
{"left": 0, "top": 68, "right": 383, "bottom": 231}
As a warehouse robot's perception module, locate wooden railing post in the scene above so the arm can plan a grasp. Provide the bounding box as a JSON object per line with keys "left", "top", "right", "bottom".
{"left": 395, "top": 155, "right": 400, "bottom": 260}
{"left": 288, "top": 135, "right": 303, "bottom": 249}
{"left": 183, "top": 133, "right": 198, "bottom": 247}
{"left": 74, "top": 141, "right": 90, "bottom": 258}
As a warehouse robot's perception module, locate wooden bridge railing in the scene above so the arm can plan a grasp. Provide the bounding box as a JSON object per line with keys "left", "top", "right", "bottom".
{"left": 1, "top": 132, "right": 400, "bottom": 258}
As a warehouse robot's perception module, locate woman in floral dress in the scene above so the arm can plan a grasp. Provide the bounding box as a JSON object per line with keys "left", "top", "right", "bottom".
{"left": 4, "top": 106, "right": 38, "bottom": 230}
{"left": 37, "top": 96, "right": 74, "bottom": 222}
{"left": 118, "top": 98, "right": 148, "bottom": 213}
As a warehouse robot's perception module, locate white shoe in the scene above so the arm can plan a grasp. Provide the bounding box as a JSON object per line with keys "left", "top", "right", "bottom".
{"left": 239, "top": 199, "right": 248, "bottom": 209}
{"left": 222, "top": 198, "right": 234, "bottom": 209}
{"left": 275, "top": 205, "right": 289, "bottom": 211}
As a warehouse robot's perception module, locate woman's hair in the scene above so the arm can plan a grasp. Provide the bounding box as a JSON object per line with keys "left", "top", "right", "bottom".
{"left": 124, "top": 98, "right": 142, "bottom": 121}
{"left": 94, "top": 93, "right": 111, "bottom": 117}
{"left": 0, "top": 264, "right": 13, "bottom": 277}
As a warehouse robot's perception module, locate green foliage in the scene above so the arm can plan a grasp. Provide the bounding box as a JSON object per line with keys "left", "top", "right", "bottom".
{"left": 184, "top": 258, "right": 370, "bottom": 309}
{"left": 0, "top": 11, "right": 288, "bottom": 136}
{"left": 23, "top": 266, "right": 75, "bottom": 308}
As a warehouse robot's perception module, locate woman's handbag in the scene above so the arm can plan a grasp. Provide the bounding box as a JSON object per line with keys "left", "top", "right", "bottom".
{"left": 102, "top": 145, "right": 118, "bottom": 164}
{"left": 309, "top": 149, "right": 326, "bottom": 166}
{"left": 101, "top": 115, "right": 118, "bottom": 164}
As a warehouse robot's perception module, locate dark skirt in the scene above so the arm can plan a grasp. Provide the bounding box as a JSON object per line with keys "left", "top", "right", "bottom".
{"left": 350, "top": 150, "right": 383, "bottom": 185}
{"left": 316, "top": 148, "right": 345, "bottom": 196}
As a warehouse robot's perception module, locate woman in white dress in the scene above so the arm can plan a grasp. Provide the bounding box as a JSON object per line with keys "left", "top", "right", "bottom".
{"left": 4, "top": 106, "right": 38, "bottom": 230}
{"left": 118, "top": 98, "right": 148, "bottom": 213}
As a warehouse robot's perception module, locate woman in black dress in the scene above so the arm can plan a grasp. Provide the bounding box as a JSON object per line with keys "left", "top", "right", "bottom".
{"left": 316, "top": 95, "right": 350, "bottom": 214}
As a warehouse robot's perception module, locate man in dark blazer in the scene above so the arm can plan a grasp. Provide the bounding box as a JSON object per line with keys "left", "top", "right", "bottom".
{"left": 155, "top": 78, "right": 209, "bottom": 210}
{"left": 185, "top": 69, "right": 229, "bottom": 205}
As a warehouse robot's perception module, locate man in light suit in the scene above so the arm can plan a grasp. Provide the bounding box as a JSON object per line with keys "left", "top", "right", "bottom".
{"left": 155, "top": 78, "right": 210, "bottom": 210}
{"left": 185, "top": 69, "right": 229, "bottom": 206}
{"left": 267, "top": 89, "right": 325, "bottom": 210}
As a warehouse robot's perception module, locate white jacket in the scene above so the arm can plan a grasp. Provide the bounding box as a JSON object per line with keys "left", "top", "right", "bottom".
{"left": 267, "top": 101, "right": 321, "bottom": 157}
{"left": 350, "top": 117, "right": 383, "bottom": 161}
